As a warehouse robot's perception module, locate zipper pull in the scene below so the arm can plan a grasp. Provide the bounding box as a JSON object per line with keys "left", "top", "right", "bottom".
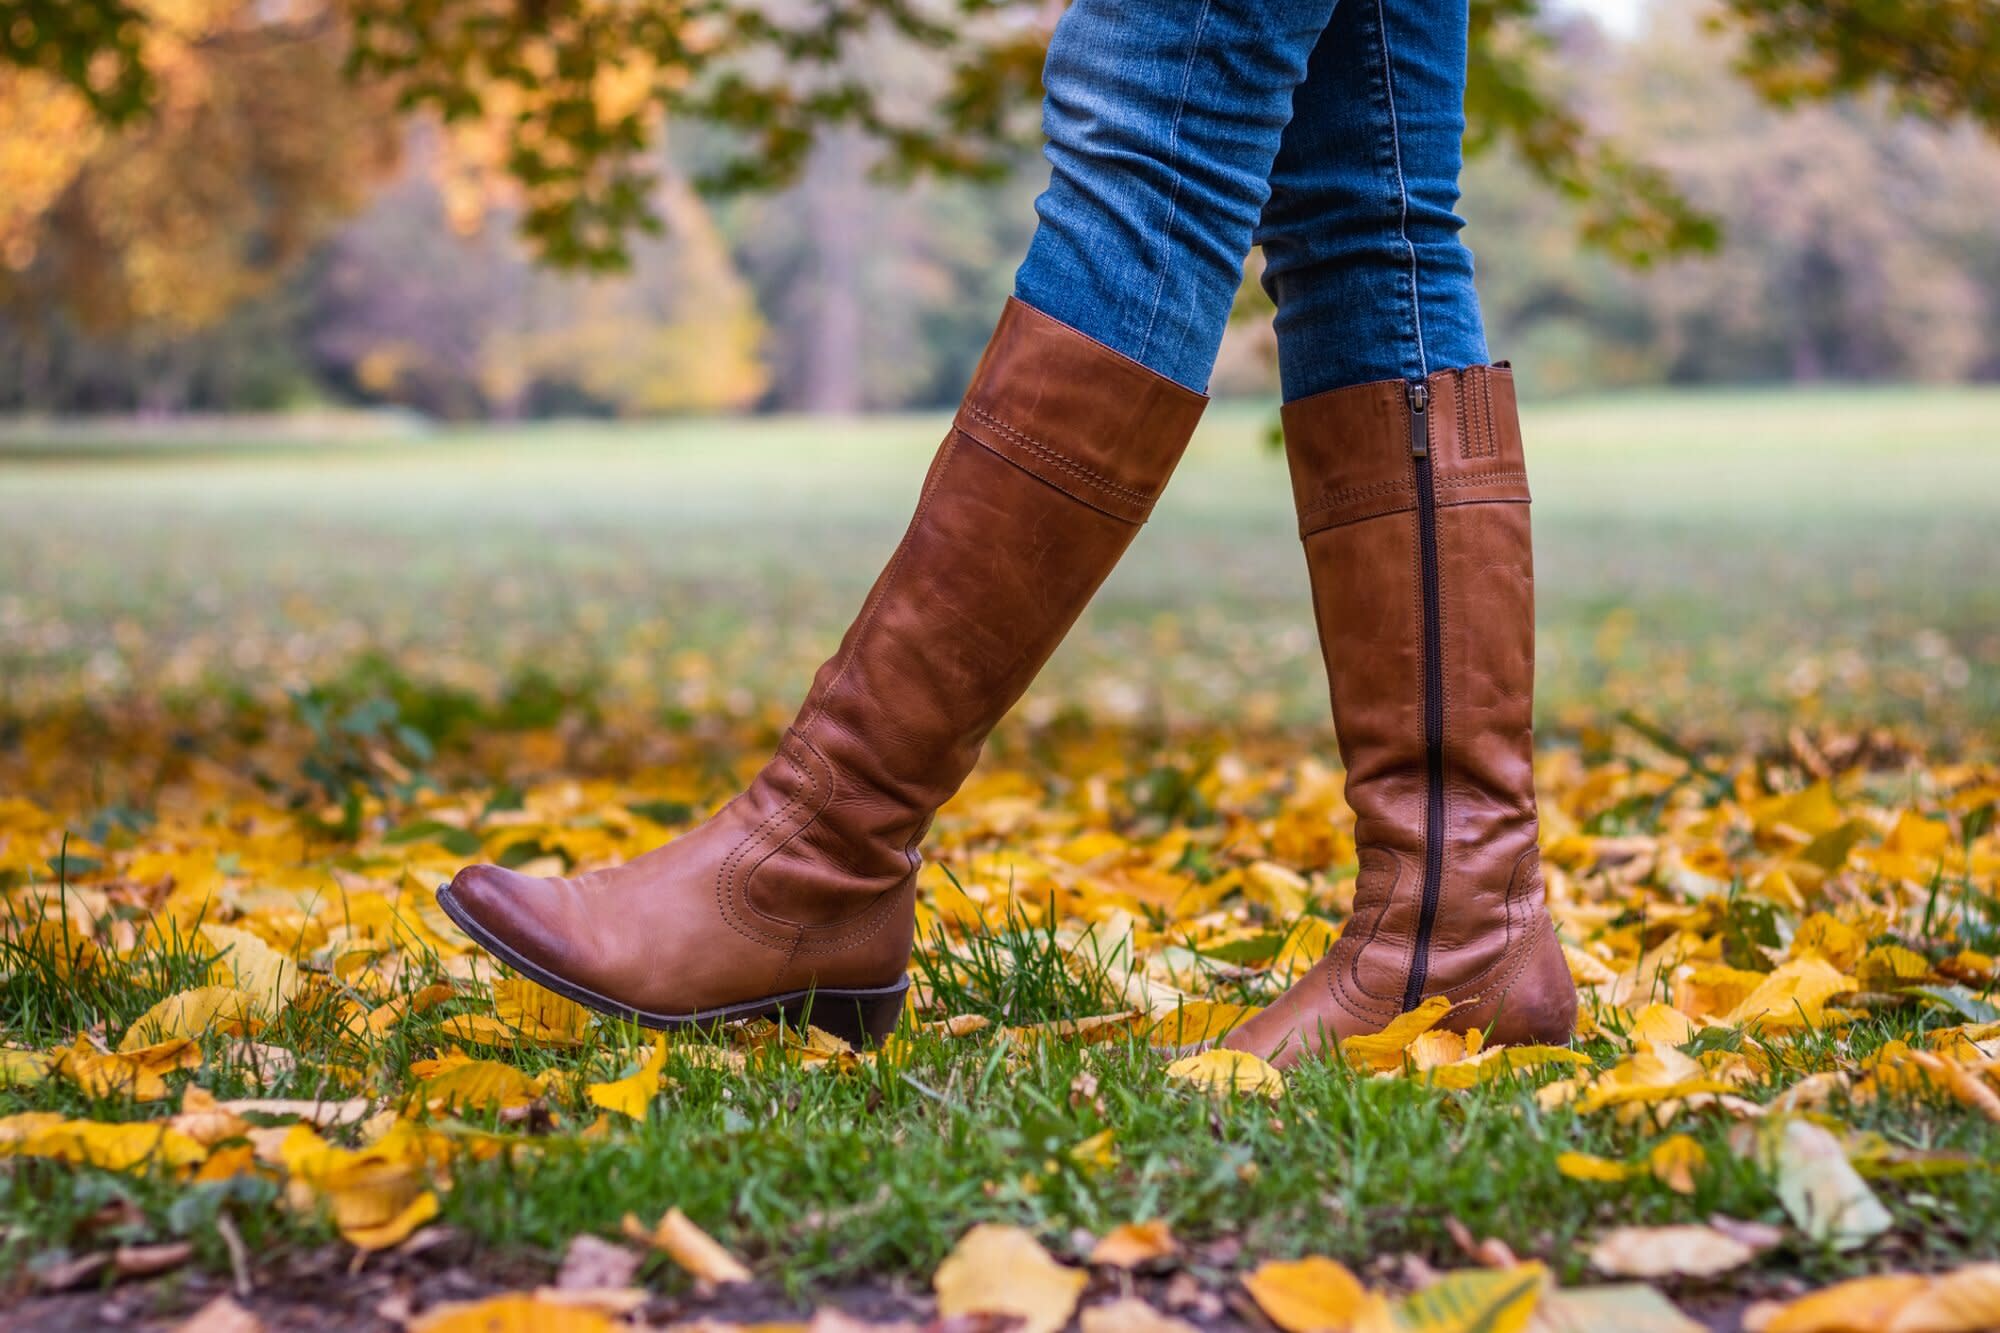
{"left": 1407, "top": 381, "right": 1430, "bottom": 457}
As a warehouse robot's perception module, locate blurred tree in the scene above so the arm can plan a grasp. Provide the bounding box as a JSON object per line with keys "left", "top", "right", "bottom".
{"left": 13, "top": 0, "right": 1994, "bottom": 280}
{"left": 0, "top": 0, "right": 397, "bottom": 333}
{"left": 1463, "top": 5, "right": 2000, "bottom": 392}
{"left": 310, "top": 140, "right": 767, "bottom": 418}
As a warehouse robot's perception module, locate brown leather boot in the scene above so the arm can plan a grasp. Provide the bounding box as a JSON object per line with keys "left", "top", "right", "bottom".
{"left": 1225, "top": 366, "right": 1575, "bottom": 1068}
{"left": 439, "top": 300, "right": 1206, "bottom": 1045}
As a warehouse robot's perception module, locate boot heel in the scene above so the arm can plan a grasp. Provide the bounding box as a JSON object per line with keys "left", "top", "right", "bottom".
{"left": 785, "top": 979, "right": 909, "bottom": 1049}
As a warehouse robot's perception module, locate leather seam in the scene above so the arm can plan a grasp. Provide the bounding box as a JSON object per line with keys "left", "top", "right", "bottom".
{"left": 1436, "top": 468, "right": 1527, "bottom": 489}
{"left": 791, "top": 872, "right": 911, "bottom": 955}
{"left": 961, "top": 401, "right": 1157, "bottom": 507}
{"left": 1439, "top": 847, "right": 1539, "bottom": 1006}
{"left": 963, "top": 427, "right": 1145, "bottom": 524}
{"left": 1332, "top": 846, "right": 1416, "bottom": 1011}
{"left": 715, "top": 737, "right": 819, "bottom": 951}
{"left": 1298, "top": 475, "right": 1412, "bottom": 518}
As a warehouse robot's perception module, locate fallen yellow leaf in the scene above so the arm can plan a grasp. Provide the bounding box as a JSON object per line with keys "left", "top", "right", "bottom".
{"left": 1089, "top": 1219, "right": 1176, "bottom": 1268}
{"left": 933, "top": 1223, "right": 1087, "bottom": 1333}
{"left": 1243, "top": 1255, "right": 1373, "bottom": 1333}
{"left": 1164, "top": 1048, "right": 1284, "bottom": 1098}
{"left": 621, "top": 1207, "right": 752, "bottom": 1284}
{"left": 587, "top": 1037, "right": 668, "bottom": 1121}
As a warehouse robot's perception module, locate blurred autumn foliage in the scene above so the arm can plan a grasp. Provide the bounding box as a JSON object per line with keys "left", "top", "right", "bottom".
{"left": 0, "top": 0, "right": 1997, "bottom": 414}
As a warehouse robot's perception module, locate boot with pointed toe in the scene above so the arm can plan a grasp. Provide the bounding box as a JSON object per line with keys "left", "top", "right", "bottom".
{"left": 1225, "top": 366, "right": 1576, "bottom": 1068}
{"left": 441, "top": 299, "right": 1207, "bottom": 1046}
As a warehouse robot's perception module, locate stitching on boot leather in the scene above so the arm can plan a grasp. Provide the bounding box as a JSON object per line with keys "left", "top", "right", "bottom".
{"left": 1334, "top": 846, "right": 1419, "bottom": 1009}
{"left": 791, "top": 871, "right": 912, "bottom": 955}
{"left": 1296, "top": 475, "right": 1414, "bottom": 522}
{"left": 738, "top": 731, "right": 839, "bottom": 933}
{"left": 1435, "top": 844, "right": 1535, "bottom": 1003}
{"left": 715, "top": 734, "right": 823, "bottom": 950}
{"left": 1437, "top": 468, "right": 1527, "bottom": 489}
{"left": 962, "top": 402, "right": 1157, "bottom": 506}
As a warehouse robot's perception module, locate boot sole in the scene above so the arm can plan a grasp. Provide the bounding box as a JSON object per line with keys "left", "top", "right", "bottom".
{"left": 434, "top": 883, "right": 909, "bottom": 1049}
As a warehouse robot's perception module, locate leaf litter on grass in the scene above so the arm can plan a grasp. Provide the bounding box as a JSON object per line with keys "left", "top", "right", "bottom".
{"left": 2, "top": 688, "right": 1998, "bottom": 1328}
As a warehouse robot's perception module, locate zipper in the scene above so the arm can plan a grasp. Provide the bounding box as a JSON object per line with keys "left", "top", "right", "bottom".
{"left": 1401, "top": 379, "right": 1447, "bottom": 1013}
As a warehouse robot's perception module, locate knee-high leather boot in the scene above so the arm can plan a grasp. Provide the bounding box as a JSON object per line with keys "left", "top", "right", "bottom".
{"left": 1226, "top": 366, "right": 1575, "bottom": 1067}
{"left": 439, "top": 299, "right": 1206, "bottom": 1044}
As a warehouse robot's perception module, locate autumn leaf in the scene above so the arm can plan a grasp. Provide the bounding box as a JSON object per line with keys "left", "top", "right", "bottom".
{"left": 1243, "top": 1255, "right": 1377, "bottom": 1332}
{"left": 281, "top": 1121, "right": 445, "bottom": 1250}
{"left": 1754, "top": 1118, "right": 1893, "bottom": 1250}
{"left": 621, "top": 1207, "right": 752, "bottom": 1284}
{"left": 409, "top": 1058, "right": 544, "bottom": 1115}
{"left": 1079, "top": 1297, "right": 1201, "bottom": 1333}
{"left": 493, "top": 976, "right": 595, "bottom": 1044}
{"left": 54, "top": 1034, "right": 201, "bottom": 1101}
{"left": 1528, "top": 1285, "right": 1704, "bottom": 1333}
{"left": 1589, "top": 1225, "right": 1758, "bottom": 1279}
{"left": 120, "top": 987, "right": 260, "bottom": 1050}
{"left": 1647, "top": 1134, "right": 1708, "bottom": 1194}
{"left": 1164, "top": 1048, "right": 1284, "bottom": 1098}
{"left": 933, "top": 1223, "right": 1087, "bottom": 1333}
{"left": 1339, "top": 994, "right": 1455, "bottom": 1071}
{"left": 1390, "top": 1263, "right": 1548, "bottom": 1333}
{"left": 1089, "top": 1219, "right": 1176, "bottom": 1268}
{"left": 410, "top": 1293, "right": 620, "bottom": 1333}
{"left": 586, "top": 1036, "right": 668, "bottom": 1121}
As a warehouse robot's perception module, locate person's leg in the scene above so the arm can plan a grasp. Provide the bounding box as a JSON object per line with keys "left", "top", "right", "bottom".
{"left": 1223, "top": 0, "right": 1576, "bottom": 1065}
{"left": 1015, "top": 0, "right": 1341, "bottom": 392}
{"left": 1256, "top": 0, "right": 1488, "bottom": 397}
{"left": 441, "top": 0, "right": 1340, "bottom": 1041}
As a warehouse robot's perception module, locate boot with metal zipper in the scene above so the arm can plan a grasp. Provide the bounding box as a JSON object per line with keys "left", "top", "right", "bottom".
{"left": 1222, "top": 365, "right": 1576, "bottom": 1067}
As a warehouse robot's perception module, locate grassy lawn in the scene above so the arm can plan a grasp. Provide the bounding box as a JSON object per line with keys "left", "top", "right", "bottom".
{"left": 1, "top": 388, "right": 1997, "bottom": 1330}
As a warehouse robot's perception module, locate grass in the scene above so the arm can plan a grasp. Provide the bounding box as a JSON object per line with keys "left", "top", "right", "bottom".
{"left": 1, "top": 387, "right": 1998, "bottom": 1319}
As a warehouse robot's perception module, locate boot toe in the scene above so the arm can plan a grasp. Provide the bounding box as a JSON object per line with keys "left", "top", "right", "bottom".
{"left": 442, "top": 864, "right": 584, "bottom": 977}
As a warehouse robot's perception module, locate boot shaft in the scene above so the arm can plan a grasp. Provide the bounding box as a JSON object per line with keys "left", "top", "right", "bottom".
{"left": 1282, "top": 366, "right": 1543, "bottom": 1015}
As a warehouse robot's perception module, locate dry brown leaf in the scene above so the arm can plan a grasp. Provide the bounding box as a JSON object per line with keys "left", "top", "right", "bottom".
{"left": 554, "top": 1233, "right": 642, "bottom": 1291}
{"left": 1588, "top": 1224, "right": 1757, "bottom": 1279}
{"left": 1079, "top": 1298, "right": 1202, "bottom": 1333}
{"left": 174, "top": 1296, "right": 265, "bottom": 1333}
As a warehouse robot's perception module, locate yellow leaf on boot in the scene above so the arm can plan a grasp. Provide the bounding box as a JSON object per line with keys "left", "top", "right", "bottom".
{"left": 1339, "top": 995, "right": 1453, "bottom": 1071}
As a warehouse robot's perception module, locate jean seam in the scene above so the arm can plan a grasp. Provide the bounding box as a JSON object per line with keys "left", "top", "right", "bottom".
{"left": 1371, "top": 0, "right": 1428, "bottom": 380}
{"left": 1135, "top": 0, "right": 1215, "bottom": 371}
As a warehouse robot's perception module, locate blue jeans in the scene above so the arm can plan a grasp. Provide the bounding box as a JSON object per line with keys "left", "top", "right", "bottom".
{"left": 1013, "top": 0, "right": 1489, "bottom": 401}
